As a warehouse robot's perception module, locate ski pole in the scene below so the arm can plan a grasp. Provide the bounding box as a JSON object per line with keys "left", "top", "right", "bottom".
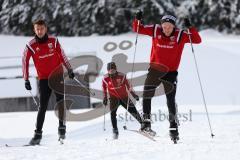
{"left": 130, "top": 19, "right": 140, "bottom": 84}
{"left": 29, "top": 90, "right": 39, "bottom": 109}
{"left": 124, "top": 20, "right": 140, "bottom": 130}
{"left": 123, "top": 96, "right": 130, "bottom": 130}
{"left": 103, "top": 104, "right": 106, "bottom": 131}
{"left": 187, "top": 29, "right": 215, "bottom": 138}
{"left": 63, "top": 75, "right": 66, "bottom": 126}
{"left": 73, "top": 77, "right": 95, "bottom": 96}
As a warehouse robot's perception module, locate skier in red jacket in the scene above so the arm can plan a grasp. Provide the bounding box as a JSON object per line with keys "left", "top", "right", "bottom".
{"left": 133, "top": 10, "right": 202, "bottom": 141}
{"left": 102, "top": 62, "right": 142, "bottom": 139}
{"left": 22, "top": 19, "right": 75, "bottom": 145}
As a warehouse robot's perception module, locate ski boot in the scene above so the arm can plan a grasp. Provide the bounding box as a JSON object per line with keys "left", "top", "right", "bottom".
{"left": 58, "top": 125, "right": 66, "bottom": 144}
{"left": 29, "top": 130, "right": 42, "bottom": 145}
{"left": 140, "top": 115, "right": 156, "bottom": 137}
{"left": 112, "top": 128, "right": 119, "bottom": 140}
{"left": 169, "top": 123, "right": 179, "bottom": 144}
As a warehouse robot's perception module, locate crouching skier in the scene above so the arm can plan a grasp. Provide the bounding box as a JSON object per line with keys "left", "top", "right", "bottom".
{"left": 22, "top": 19, "right": 75, "bottom": 145}
{"left": 102, "top": 62, "right": 143, "bottom": 139}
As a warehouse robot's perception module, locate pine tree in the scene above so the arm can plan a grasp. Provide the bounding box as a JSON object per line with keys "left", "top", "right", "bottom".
{"left": 0, "top": 0, "right": 240, "bottom": 36}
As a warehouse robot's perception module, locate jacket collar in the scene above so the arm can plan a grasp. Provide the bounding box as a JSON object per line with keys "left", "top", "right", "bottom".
{"left": 35, "top": 34, "right": 48, "bottom": 43}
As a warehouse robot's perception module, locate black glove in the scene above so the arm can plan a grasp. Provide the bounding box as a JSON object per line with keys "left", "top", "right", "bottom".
{"left": 25, "top": 80, "right": 32, "bottom": 90}
{"left": 135, "top": 9, "right": 143, "bottom": 20}
{"left": 68, "top": 69, "right": 75, "bottom": 79}
{"left": 131, "top": 92, "right": 139, "bottom": 101}
{"left": 184, "top": 18, "right": 192, "bottom": 28}
{"left": 103, "top": 97, "right": 108, "bottom": 106}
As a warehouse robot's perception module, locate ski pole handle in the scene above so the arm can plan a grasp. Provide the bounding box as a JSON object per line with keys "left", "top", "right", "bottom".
{"left": 135, "top": 20, "right": 140, "bottom": 45}
{"left": 187, "top": 29, "right": 194, "bottom": 53}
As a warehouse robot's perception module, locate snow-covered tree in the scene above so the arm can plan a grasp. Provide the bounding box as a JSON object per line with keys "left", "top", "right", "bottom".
{"left": 0, "top": 0, "right": 240, "bottom": 36}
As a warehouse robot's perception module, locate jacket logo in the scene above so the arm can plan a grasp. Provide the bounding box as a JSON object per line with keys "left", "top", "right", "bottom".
{"left": 48, "top": 43, "right": 53, "bottom": 49}
{"left": 157, "top": 44, "right": 174, "bottom": 49}
{"left": 39, "top": 53, "right": 54, "bottom": 59}
{"left": 36, "top": 47, "right": 40, "bottom": 52}
{"left": 170, "top": 36, "right": 175, "bottom": 41}
{"left": 48, "top": 43, "right": 54, "bottom": 53}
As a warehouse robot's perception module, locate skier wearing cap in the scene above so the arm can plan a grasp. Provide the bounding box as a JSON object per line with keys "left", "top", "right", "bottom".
{"left": 22, "top": 19, "right": 75, "bottom": 145}
{"left": 132, "top": 10, "right": 201, "bottom": 141}
{"left": 102, "top": 62, "right": 143, "bottom": 139}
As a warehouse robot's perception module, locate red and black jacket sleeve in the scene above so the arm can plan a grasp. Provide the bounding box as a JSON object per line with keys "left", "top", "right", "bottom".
{"left": 22, "top": 45, "right": 32, "bottom": 80}
{"left": 182, "top": 27, "right": 202, "bottom": 44}
{"left": 123, "top": 76, "right": 137, "bottom": 97}
{"left": 132, "top": 18, "right": 155, "bottom": 37}
{"left": 55, "top": 38, "right": 72, "bottom": 70}
{"left": 102, "top": 77, "right": 108, "bottom": 98}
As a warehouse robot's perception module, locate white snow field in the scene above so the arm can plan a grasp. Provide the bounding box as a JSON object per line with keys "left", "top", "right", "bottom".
{"left": 0, "top": 29, "right": 240, "bottom": 159}
{"left": 0, "top": 105, "right": 240, "bottom": 160}
{"left": 0, "top": 29, "right": 240, "bottom": 104}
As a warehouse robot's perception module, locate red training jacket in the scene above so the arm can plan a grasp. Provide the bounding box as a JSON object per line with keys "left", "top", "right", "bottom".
{"left": 102, "top": 72, "right": 132, "bottom": 99}
{"left": 132, "top": 19, "right": 202, "bottom": 71}
{"left": 22, "top": 35, "right": 72, "bottom": 80}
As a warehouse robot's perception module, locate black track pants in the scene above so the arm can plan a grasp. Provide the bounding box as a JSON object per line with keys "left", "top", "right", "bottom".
{"left": 110, "top": 97, "right": 142, "bottom": 130}
{"left": 142, "top": 68, "right": 178, "bottom": 126}
{"left": 36, "top": 79, "right": 65, "bottom": 132}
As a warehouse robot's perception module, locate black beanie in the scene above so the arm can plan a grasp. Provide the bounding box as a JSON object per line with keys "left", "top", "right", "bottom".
{"left": 107, "top": 62, "right": 117, "bottom": 71}
{"left": 161, "top": 15, "right": 176, "bottom": 25}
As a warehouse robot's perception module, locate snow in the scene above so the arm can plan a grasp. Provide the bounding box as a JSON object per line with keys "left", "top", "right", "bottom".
{"left": 0, "top": 29, "right": 240, "bottom": 159}
{"left": 0, "top": 105, "right": 240, "bottom": 160}
{"left": 0, "top": 77, "right": 37, "bottom": 99}
{"left": 1, "top": 30, "right": 240, "bottom": 105}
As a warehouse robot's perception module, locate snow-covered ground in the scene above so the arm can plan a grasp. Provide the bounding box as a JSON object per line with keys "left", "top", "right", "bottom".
{"left": 0, "top": 29, "right": 240, "bottom": 159}
{"left": 0, "top": 29, "right": 240, "bottom": 105}
{"left": 0, "top": 105, "right": 240, "bottom": 160}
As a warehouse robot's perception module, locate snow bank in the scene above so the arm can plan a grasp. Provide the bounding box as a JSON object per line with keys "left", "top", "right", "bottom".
{"left": 0, "top": 30, "right": 240, "bottom": 106}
